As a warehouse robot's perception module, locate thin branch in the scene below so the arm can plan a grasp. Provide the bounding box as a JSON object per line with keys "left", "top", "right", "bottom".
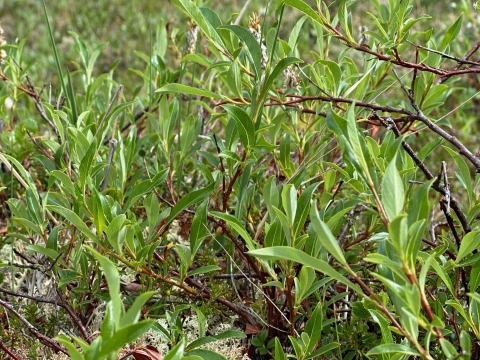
{"left": 0, "top": 298, "right": 68, "bottom": 355}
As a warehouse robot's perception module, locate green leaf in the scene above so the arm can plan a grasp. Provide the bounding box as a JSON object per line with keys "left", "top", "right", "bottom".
{"left": 248, "top": 246, "right": 361, "bottom": 293}
{"left": 105, "top": 214, "right": 126, "bottom": 253}
{"left": 284, "top": 0, "right": 326, "bottom": 28}
{"left": 470, "top": 259, "right": 480, "bottom": 292}
{"left": 164, "top": 338, "right": 186, "bottom": 360}
{"left": 382, "top": 155, "right": 404, "bottom": 221}
{"left": 275, "top": 337, "right": 287, "bottom": 360}
{"left": 369, "top": 310, "right": 393, "bottom": 344}
{"left": 167, "top": 183, "right": 215, "bottom": 224}
{"left": 441, "top": 14, "right": 463, "bottom": 50}
{"left": 189, "top": 199, "right": 209, "bottom": 259}
{"left": 26, "top": 245, "right": 58, "bottom": 261}
{"left": 123, "top": 169, "right": 169, "bottom": 211}
{"left": 367, "top": 344, "right": 420, "bottom": 356}
{"left": 264, "top": 176, "right": 279, "bottom": 222}
{"left": 431, "top": 258, "right": 455, "bottom": 296}
{"left": 171, "top": 0, "right": 224, "bottom": 50}
{"left": 443, "top": 146, "right": 474, "bottom": 206}
{"left": 211, "top": 211, "right": 257, "bottom": 250}
{"left": 26, "top": 188, "right": 43, "bottom": 226}
{"left": 87, "top": 247, "right": 123, "bottom": 326}
{"left": 98, "top": 320, "right": 155, "bottom": 357}
{"left": 187, "top": 265, "right": 221, "bottom": 277}
{"left": 48, "top": 205, "right": 97, "bottom": 241}
{"left": 119, "top": 291, "right": 156, "bottom": 328}
{"left": 78, "top": 139, "right": 96, "bottom": 193}
{"left": 156, "top": 83, "right": 224, "bottom": 100}
{"left": 304, "top": 301, "right": 323, "bottom": 354}
{"left": 282, "top": 184, "right": 297, "bottom": 226}
{"left": 220, "top": 25, "right": 262, "bottom": 78}
{"left": 222, "top": 105, "right": 255, "bottom": 150}
{"left": 457, "top": 231, "right": 480, "bottom": 264}
{"left": 187, "top": 349, "right": 227, "bottom": 360}
{"left": 55, "top": 335, "right": 84, "bottom": 360}
{"left": 310, "top": 201, "right": 346, "bottom": 265}
{"left": 338, "top": 0, "right": 355, "bottom": 43}
{"left": 260, "top": 57, "right": 302, "bottom": 101}
{"left": 306, "top": 342, "right": 340, "bottom": 359}
{"left": 293, "top": 183, "right": 319, "bottom": 237}
{"left": 1, "top": 154, "right": 39, "bottom": 200}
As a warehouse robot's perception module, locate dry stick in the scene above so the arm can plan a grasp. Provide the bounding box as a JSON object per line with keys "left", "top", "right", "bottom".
{"left": 0, "top": 341, "right": 20, "bottom": 360}
{"left": 378, "top": 116, "right": 471, "bottom": 234}
{"left": 407, "top": 41, "right": 480, "bottom": 67}
{"left": 234, "top": 0, "right": 253, "bottom": 25}
{"left": 0, "top": 287, "right": 89, "bottom": 341}
{"left": 437, "top": 39, "right": 480, "bottom": 84}
{"left": 24, "top": 75, "right": 62, "bottom": 144}
{"left": 392, "top": 68, "right": 480, "bottom": 172}
{"left": 0, "top": 298, "right": 68, "bottom": 355}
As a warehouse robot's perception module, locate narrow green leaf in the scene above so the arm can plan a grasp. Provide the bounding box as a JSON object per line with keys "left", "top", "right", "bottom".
{"left": 367, "top": 344, "right": 420, "bottom": 356}
{"left": 156, "top": 84, "right": 224, "bottom": 100}
{"left": 284, "top": 0, "right": 326, "bottom": 28}
{"left": 220, "top": 25, "right": 262, "bottom": 78}
{"left": 187, "top": 349, "right": 227, "bottom": 360}
{"left": 26, "top": 245, "right": 58, "bottom": 261}
{"left": 98, "top": 320, "right": 155, "bottom": 357}
{"left": 211, "top": 211, "right": 256, "bottom": 250}
{"left": 304, "top": 301, "right": 323, "bottom": 353}
{"left": 79, "top": 140, "right": 97, "bottom": 193}
{"left": 310, "top": 201, "right": 346, "bottom": 265}
{"left": 187, "top": 265, "right": 221, "bottom": 277}
{"left": 2, "top": 154, "right": 39, "bottom": 199}
{"left": 431, "top": 258, "right": 455, "bottom": 296}
{"left": 259, "top": 57, "right": 303, "bottom": 101}
{"left": 48, "top": 205, "right": 97, "bottom": 241}
{"left": 164, "top": 338, "right": 186, "bottom": 360}
{"left": 282, "top": 184, "right": 297, "bottom": 226}
{"left": 222, "top": 105, "right": 255, "bottom": 149}
{"left": 123, "top": 169, "right": 169, "bottom": 211}
{"left": 87, "top": 247, "right": 123, "bottom": 326}
{"left": 382, "top": 155, "right": 404, "bottom": 221}
{"left": 443, "top": 146, "right": 474, "bottom": 206}
{"left": 470, "top": 259, "right": 480, "bottom": 292}
{"left": 248, "top": 246, "right": 361, "bottom": 293}
{"left": 441, "top": 14, "right": 463, "bottom": 49}
{"left": 306, "top": 342, "right": 340, "bottom": 359}
{"left": 171, "top": 0, "right": 224, "bottom": 49}
{"left": 167, "top": 183, "right": 215, "bottom": 224}
{"left": 293, "top": 183, "right": 319, "bottom": 237}
{"left": 190, "top": 199, "right": 209, "bottom": 259}
{"left": 457, "top": 231, "right": 480, "bottom": 264}
{"left": 119, "top": 291, "right": 156, "bottom": 328}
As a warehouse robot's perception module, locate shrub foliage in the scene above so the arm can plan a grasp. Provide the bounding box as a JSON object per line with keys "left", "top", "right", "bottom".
{"left": 1, "top": 0, "right": 480, "bottom": 359}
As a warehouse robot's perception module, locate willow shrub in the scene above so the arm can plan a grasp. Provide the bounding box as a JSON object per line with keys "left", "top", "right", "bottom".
{"left": 1, "top": 0, "right": 480, "bottom": 359}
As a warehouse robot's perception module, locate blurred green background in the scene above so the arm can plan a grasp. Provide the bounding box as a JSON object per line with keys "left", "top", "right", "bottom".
{"left": 1, "top": 0, "right": 472, "bottom": 94}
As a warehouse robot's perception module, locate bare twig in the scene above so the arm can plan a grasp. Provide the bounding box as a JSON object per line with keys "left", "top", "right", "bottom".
{"left": 0, "top": 298, "right": 68, "bottom": 355}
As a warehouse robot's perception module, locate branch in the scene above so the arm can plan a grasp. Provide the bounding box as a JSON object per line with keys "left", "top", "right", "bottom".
{"left": 0, "top": 298, "right": 68, "bottom": 355}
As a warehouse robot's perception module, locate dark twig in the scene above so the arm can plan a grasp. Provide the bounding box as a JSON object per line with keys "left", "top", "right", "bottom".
{"left": 0, "top": 287, "right": 89, "bottom": 341}
{"left": 377, "top": 114, "right": 471, "bottom": 234}
{"left": 0, "top": 341, "right": 20, "bottom": 360}
{"left": 407, "top": 41, "right": 480, "bottom": 67}
{"left": 0, "top": 298, "right": 68, "bottom": 355}
{"left": 392, "top": 68, "right": 480, "bottom": 172}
